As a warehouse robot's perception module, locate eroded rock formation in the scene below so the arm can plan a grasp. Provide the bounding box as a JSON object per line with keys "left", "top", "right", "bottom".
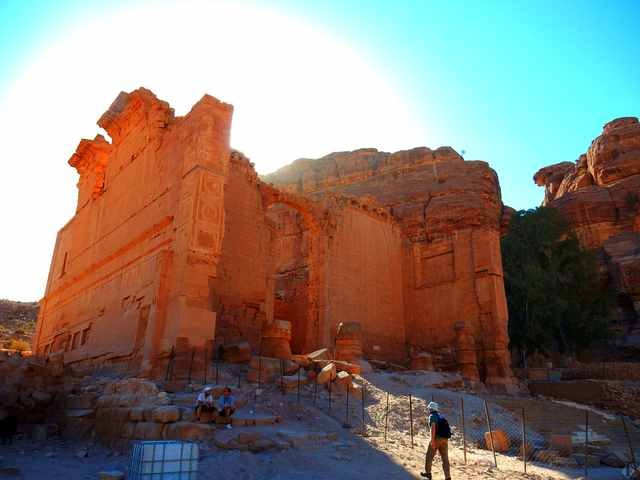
{"left": 534, "top": 117, "right": 640, "bottom": 350}
{"left": 34, "top": 88, "right": 514, "bottom": 386}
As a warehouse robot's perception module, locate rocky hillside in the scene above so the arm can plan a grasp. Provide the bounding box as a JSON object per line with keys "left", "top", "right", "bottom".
{"left": 534, "top": 117, "right": 640, "bottom": 356}
{"left": 0, "top": 299, "right": 38, "bottom": 350}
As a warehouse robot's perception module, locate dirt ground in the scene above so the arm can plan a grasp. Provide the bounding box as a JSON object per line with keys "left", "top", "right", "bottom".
{"left": 0, "top": 370, "right": 633, "bottom": 479}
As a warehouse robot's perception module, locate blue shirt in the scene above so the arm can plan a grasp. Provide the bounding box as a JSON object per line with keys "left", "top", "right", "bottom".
{"left": 218, "top": 395, "right": 235, "bottom": 409}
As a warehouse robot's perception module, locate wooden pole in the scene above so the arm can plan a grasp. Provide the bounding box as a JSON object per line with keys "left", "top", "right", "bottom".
{"left": 460, "top": 397, "right": 467, "bottom": 465}
{"left": 522, "top": 407, "right": 527, "bottom": 473}
{"left": 484, "top": 400, "right": 498, "bottom": 468}
{"left": 409, "top": 394, "right": 414, "bottom": 449}
{"left": 384, "top": 392, "right": 389, "bottom": 444}
{"left": 215, "top": 361, "right": 219, "bottom": 385}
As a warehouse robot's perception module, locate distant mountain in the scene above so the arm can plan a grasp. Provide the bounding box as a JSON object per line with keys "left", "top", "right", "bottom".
{"left": 0, "top": 299, "right": 38, "bottom": 350}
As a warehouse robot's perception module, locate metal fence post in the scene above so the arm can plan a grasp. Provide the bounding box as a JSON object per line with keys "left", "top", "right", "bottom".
{"left": 585, "top": 410, "right": 589, "bottom": 479}
{"left": 297, "top": 367, "right": 301, "bottom": 404}
{"left": 203, "top": 347, "right": 208, "bottom": 385}
{"left": 313, "top": 373, "right": 318, "bottom": 406}
{"left": 165, "top": 345, "right": 175, "bottom": 381}
{"left": 522, "top": 407, "right": 527, "bottom": 473}
{"left": 343, "top": 385, "right": 351, "bottom": 429}
{"left": 328, "top": 379, "right": 332, "bottom": 412}
{"left": 409, "top": 394, "right": 414, "bottom": 449}
{"left": 361, "top": 384, "right": 366, "bottom": 436}
{"left": 460, "top": 396, "right": 467, "bottom": 465}
{"left": 187, "top": 348, "right": 195, "bottom": 384}
{"left": 280, "top": 359, "right": 285, "bottom": 395}
{"left": 484, "top": 400, "right": 498, "bottom": 468}
{"left": 215, "top": 361, "right": 219, "bottom": 385}
{"left": 384, "top": 391, "right": 389, "bottom": 444}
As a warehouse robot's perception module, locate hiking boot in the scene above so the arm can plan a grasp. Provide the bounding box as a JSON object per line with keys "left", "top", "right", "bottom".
{"left": 419, "top": 473, "right": 431, "bottom": 479}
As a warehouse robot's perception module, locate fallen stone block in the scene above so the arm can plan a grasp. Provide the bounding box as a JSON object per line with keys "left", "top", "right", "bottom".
{"left": 133, "top": 422, "right": 164, "bottom": 440}
{"left": 317, "top": 363, "right": 337, "bottom": 385}
{"left": 129, "top": 407, "right": 145, "bottom": 421}
{"left": 314, "top": 360, "right": 361, "bottom": 375}
{"left": 483, "top": 429, "right": 510, "bottom": 452}
{"left": 222, "top": 341, "right": 252, "bottom": 363}
{"left": 307, "top": 348, "right": 330, "bottom": 362}
{"left": 550, "top": 434, "right": 573, "bottom": 456}
{"left": 151, "top": 406, "right": 181, "bottom": 423}
{"left": 163, "top": 422, "right": 214, "bottom": 441}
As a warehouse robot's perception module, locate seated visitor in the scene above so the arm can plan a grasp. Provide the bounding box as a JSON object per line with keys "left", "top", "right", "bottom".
{"left": 217, "top": 386, "right": 236, "bottom": 426}
{"left": 194, "top": 387, "right": 216, "bottom": 421}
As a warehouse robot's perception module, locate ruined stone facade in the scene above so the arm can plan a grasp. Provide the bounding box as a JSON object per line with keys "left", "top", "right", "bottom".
{"left": 534, "top": 117, "right": 640, "bottom": 352}
{"left": 34, "top": 88, "right": 513, "bottom": 384}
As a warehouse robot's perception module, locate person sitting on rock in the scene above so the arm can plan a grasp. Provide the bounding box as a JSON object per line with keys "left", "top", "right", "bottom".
{"left": 217, "top": 386, "right": 236, "bottom": 427}
{"left": 195, "top": 387, "right": 216, "bottom": 421}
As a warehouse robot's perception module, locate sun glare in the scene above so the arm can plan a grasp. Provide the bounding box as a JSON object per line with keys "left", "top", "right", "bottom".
{"left": 0, "top": 0, "right": 426, "bottom": 300}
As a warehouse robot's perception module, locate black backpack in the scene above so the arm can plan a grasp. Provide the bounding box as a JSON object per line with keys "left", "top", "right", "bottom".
{"left": 435, "top": 414, "right": 452, "bottom": 439}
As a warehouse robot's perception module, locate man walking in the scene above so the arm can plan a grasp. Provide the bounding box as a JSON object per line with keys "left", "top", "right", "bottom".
{"left": 421, "top": 401, "right": 451, "bottom": 480}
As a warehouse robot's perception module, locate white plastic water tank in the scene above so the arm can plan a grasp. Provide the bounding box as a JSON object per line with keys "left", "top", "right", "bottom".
{"left": 128, "top": 440, "right": 199, "bottom": 479}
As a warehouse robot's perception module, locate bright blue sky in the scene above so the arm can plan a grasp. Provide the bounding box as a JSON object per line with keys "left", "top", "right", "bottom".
{"left": 2, "top": 0, "right": 639, "bottom": 208}
{"left": 0, "top": 0, "right": 639, "bottom": 300}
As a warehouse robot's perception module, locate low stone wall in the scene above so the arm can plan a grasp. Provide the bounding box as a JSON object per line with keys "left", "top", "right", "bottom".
{"left": 90, "top": 378, "right": 215, "bottom": 448}
{"left": 562, "top": 362, "right": 640, "bottom": 381}
{"left": 529, "top": 380, "right": 640, "bottom": 419}
{"left": 0, "top": 351, "right": 65, "bottom": 427}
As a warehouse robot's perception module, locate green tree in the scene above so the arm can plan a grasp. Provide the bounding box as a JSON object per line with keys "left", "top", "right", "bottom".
{"left": 501, "top": 207, "right": 611, "bottom": 362}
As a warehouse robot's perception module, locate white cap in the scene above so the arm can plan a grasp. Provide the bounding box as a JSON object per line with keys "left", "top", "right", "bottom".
{"left": 427, "top": 401, "right": 439, "bottom": 412}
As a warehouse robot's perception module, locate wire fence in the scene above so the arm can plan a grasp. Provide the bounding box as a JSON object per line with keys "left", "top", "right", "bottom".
{"left": 163, "top": 347, "right": 640, "bottom": 478}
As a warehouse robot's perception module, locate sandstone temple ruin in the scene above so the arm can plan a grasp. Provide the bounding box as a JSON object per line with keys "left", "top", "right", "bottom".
{"left": 34, "top": 88, "right": 514, "bottom": 386}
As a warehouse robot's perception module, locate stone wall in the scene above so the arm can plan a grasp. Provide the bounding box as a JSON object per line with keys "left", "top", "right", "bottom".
{"left": 263, "top": 147, "right": 513, "bottom": 382}
{"left": 34, "top": 88, "right": 232, "bottom": 375}
{"left": 529, "top": 380, "right": 640, "bottom": 420}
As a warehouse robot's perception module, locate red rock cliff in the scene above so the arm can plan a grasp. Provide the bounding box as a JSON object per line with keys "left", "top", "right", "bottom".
{"left": 534, "top": 117, "right": 640, "bottom": 350}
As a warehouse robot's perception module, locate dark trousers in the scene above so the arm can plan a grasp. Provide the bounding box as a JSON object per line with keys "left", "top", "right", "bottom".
{"left": 425, "top": 438, "right": 451, "bottom": 479}
{"left": 219, "top": 407, "right": 235, "bottom": 417}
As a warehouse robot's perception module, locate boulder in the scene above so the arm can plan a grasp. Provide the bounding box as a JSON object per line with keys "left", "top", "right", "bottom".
{"left": 317, "top": 363, "right": 337, "bottom": 385}
{"left": 163, "top": 422, "right": 214, "bottom": 441}
{"left": 151, "top": 406, "right": 181, "bottom": 423}
{"left": 221, "top": 341, "right": 252, "bottom": 363}
{"left": 133, "top": 422, "right": 164, "bottom": 440}
{"left": 483, "top": 430, "right": 509, "bottom": 452}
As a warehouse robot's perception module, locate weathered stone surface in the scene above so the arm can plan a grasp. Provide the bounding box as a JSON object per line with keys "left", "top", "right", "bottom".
{"left": 534, "top": 116, "right": 640, "bottom": 344}
{"left": 484, "top": 429, "right": 510, "bottom": 452}
{"left": 33, "top": 88, "right": 514, "bottom": 385}
{"left": 151, "top": 406, "right": 181, "bottom": 423}
{"left": 133, "top": 421, "right": 164, "bottom": 440}
{"left": 221, "top": 341, "right": 252, "bottom": 363}
{"left": 317, "top": 363, "right": 337, "bottom": 385}
{"left": 163, "top": 421, "right": 214, "bottom": 441}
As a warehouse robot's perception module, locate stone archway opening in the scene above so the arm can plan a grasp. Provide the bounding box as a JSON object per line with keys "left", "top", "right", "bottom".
{"left": 259, "top": 183, "right": 325, "bottom": 355}
{"left": 264, "top": 203, "right": 312, "bottom": 354}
